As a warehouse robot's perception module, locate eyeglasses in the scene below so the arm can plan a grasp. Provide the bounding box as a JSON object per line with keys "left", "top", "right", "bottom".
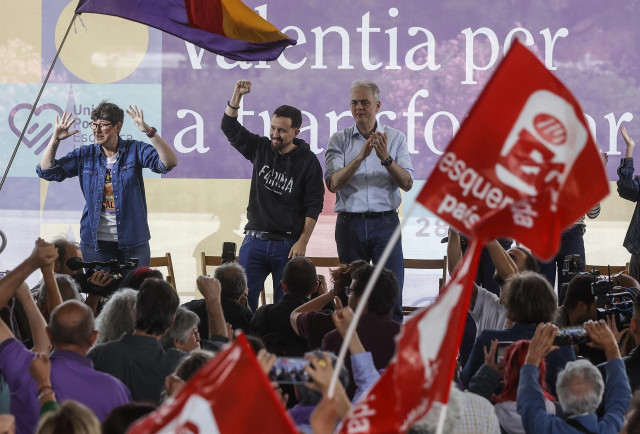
{"left": 90, "top": 122, "right": 113, "bottom": 131}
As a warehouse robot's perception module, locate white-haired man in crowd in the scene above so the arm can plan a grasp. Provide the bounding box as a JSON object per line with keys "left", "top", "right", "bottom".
{"left": 517, "top": 321, "right": 631, "bottom": 433}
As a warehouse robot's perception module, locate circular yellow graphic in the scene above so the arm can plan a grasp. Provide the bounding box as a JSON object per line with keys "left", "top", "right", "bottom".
{"left": 56, "top": 2, "right": 149, "bottom": 83}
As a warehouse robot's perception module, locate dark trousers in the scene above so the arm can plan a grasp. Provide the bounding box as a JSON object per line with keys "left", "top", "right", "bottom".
{"left": 238, "top": 235, "right": 293, "bottom": 311}
{"left": 335, "top": 212, "right": 404, "bottom": 322}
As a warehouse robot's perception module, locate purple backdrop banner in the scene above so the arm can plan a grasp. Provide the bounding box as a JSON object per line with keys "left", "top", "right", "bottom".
{"left": 158, "top": 0, "right": 640, "bottom": 181}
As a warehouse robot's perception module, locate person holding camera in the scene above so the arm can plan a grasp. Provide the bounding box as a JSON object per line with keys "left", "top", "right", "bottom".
{"left": 37, "top": 102, "right": 178, "bottom": 268}
{"left": 222, "top": 80, "right": 324, "bottom": 311}
{"left": 517, "top": 321, "right": 631, "bottom": 433}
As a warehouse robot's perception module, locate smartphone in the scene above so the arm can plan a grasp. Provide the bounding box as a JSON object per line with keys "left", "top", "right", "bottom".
{"left": 554, "top": 327, "right": 589, "bottom": 346}
{"left": 268, "top": 357, "right": 310, "bottom": 385}
{"left": 495, "top": 341, "right": 513, "bottom": 364}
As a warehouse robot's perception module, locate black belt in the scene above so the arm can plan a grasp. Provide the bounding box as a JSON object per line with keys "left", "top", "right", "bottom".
{"left": 245, "top": 230, "right": 289, "bottom": 241}
{"left": 339, "top": 210, "right": 396, "bottom": 219}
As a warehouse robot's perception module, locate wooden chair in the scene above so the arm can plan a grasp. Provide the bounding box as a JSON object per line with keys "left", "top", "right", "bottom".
{"left": 149, "top": 253, "right": 176, "bottom": 290}
{"left": 585, "top": 264, "right": 629, "bottom": 277}
{"left": 402, "top": 256, "right": 448, "bottom": 316}
{"left": 200, "top": 253, "right": 266, "bottom": 306}
{"left": 199, "top": 253, "right": 448, "bottom": 315}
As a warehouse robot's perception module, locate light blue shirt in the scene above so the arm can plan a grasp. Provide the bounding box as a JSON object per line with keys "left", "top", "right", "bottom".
{"left": 325, "top": 123, "right": 414, "bottom": 212}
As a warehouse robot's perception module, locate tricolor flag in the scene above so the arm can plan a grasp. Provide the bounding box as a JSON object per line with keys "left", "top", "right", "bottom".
{"left": 339, "top": 40, "right": 608, "bottom": 432}
{"left": 75, "top": 0, "right": 296, "bottom": 61}
{"left": 128, "top": 334, "right": 297, "bottom": 433}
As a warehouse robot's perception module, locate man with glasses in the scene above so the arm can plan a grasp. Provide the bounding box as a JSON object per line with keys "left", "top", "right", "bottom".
{"left": 37, "top": 101, "right": 177, "bottom": 267}
{"left": 324, "top": 80, "right": 414, "bottom": 322}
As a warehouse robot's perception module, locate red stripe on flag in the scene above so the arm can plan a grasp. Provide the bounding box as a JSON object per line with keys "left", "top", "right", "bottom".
{"left": 185, "top": 0, "right": 225, "bottom": 36}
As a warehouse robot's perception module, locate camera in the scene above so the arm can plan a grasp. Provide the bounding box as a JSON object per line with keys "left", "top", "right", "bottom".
{"left": 595, "top": 285, "right": 639, "bottom": 329}
{"left": 67, "top": 257, "right": 139, "bottom": 296}
{"left": 268, "top": 357, "right": 310, "bottom": 384}
{"left": 553, "top": 327, "right": 589, "bottom": 346}
{"left": 221, "top": 242, "right": 237, "bottom": 264}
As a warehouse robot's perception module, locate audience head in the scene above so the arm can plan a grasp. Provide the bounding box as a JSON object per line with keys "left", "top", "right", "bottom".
{"left": 119, "top": 266, "right": 163, "bottom": 290}
{"left": 510, "top": 246, "right": 539, "bottom": 272}
{"left": 102, "top": 402, "right": 156, "bottom": 434}
{"left": 165, "top": 349, "right": 215, "bottom": 398}
{"left": 503, "top": 271, "right": 557, "bottom": 324}
{"left": 556, "top": 359, "right": 604, "bottom": 416}
{"left": 35, "top": 274, "right": 82, "bottom": 319}
{"left": 246, "top": 335, "right": 266, "bottom": 355}
{"left": 48, "top": 300, "right": 96, "bottom": 351}
{"left": 214, "top": 262, "right": 248, "bottom": 302}
{"left": 95, "top": 288, "right": 137, "bottom": 344}
{"left": 51, "top": 237, "right": 83, "bottom": 276}
{"left": 36, "top": 400, "right": 100, "bottom": 434}
{"left": 134, "top": 278, "right": 179, "bottom": 336}
{"left": 330, "top": 260, "right": 367, "bottom": 307}
{"left": 409, "top": 382, "right": 464, "bottom": 433}
{"left": 623, "top": 390, "right": 640, "bottom": 434}
{"left": 297, "top": 352, "right": 349, "bottom": 406}
{"left": 349, "top": 264, "right": 398, "bottom": 315}
{"left": 161, "top": 307, "right": 201, "bottom": 352}
{"left": 282, "top": 257, "right": 317, "bottom": 297}
{"left": 494, "top": 246, "right": 539, "bottom": 286}
{"left": 492, "top": 340, "right": 554, "bottom": 404}
{"left": 563, "top": 274, "right": 597, "bottom": 324}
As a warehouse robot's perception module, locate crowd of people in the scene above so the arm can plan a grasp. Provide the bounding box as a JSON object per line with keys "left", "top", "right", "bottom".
{"left": 0, "top": 79, "right": 639, "bottom": 433}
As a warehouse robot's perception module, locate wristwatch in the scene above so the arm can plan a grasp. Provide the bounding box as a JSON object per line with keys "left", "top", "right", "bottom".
{"left": 146, "top": 127, "right": 157, "bottom": 138}
{"left": 381, "top": 156, "right": 393, "bottom": 166}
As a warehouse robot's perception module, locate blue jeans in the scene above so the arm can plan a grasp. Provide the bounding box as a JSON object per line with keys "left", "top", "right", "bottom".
{"left": 335, "top": 213, "right": 404, "bottom": 322}
{"left": 238, "top": 235, "right": 293, "bottom": 312}
{"left": 539, "top": 224, "right": 585, "bottom": 288}
{"left": 80, "top": 240, "right": 150, "bottom": 271}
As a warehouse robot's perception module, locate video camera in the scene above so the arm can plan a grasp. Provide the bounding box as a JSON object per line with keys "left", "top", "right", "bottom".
{"left": 559, "top": 254, "right": 638, "bottom": 329}
{"left": 593, "top": 278, "right": 639, "bottom": 330}
{"left": 67, "top": 257, "right": 139, "bottom": 296}
{"left": 221, "top": 242, "right": 237, "bottom": 264}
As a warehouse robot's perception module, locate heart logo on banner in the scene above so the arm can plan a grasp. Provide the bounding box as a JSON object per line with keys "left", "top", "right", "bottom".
{"left": 8, "top": 103, "right": 64, "bottom": 155}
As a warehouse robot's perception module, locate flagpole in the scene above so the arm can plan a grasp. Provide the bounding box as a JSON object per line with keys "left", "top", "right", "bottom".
{"left": 0, "top": 13, "right": 78, "bottom": 193}
{"left": 435, "top": 404, "right": 448, "bottom": 434}
{"left": 328, "top": 199, "right": 421, "bottom": 399}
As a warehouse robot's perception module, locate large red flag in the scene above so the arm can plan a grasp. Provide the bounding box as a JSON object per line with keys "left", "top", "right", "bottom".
{"left": 128, "top": 333, "right": 297, "bottom": 433}
{"left": 418, "top": 40, "right": 608, "bottom": 260}
{"left": 339, "top": 241, "right": 482, "bottom": 433}
{"left": 339, "top": 40, "right": 608, "bottom": 433}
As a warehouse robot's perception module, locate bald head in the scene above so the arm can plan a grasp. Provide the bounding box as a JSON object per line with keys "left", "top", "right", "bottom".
{"left": 49, "top": 300, "right": 95, "bottom": 348}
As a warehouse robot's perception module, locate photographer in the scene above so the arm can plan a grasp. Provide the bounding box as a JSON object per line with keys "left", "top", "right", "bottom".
{"left": 517, "top": 321, "right": 631, "bottom": 433}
